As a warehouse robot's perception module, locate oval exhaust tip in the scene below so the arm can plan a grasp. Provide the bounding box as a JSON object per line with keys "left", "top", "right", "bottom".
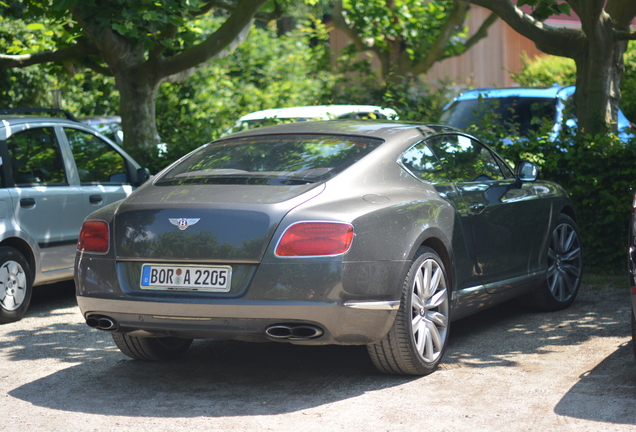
{"left": 266, "top": 325, "right": 293, "bottom": 338}
{"left": 290, "top": 325, "right": 323, "bottom": 339}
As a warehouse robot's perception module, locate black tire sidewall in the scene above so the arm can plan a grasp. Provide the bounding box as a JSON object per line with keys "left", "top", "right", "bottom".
{"left": 0, "top": 246, "right": 33, "bottom": 324}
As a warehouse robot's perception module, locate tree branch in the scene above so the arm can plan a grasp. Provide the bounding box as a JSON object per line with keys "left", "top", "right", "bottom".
{"left": 148, "top": 23, "right": 179, "bottom": 61}
{"left": 616, "top": 30, "right": 636, "bottom": 41}
{"left": 412, "top": 0, "right": 471, "bottom": 75}
{"left": 82, "top": 57, "right": 113, "bottom": 76}
{"left": 0, "top": 43, "right": 98, "bottom": 68}
{"left": 605, "top": 0, "right": 636, "bottom": 30}
{"left": 159, "top": 0, "right": 268, "bottom": 79}
{"left": 332, "top": 0, "right": 373, "bottom": 53}
{"left": 194, "top": 0, "right": 283, "bottom": 21}
{"left": 462, "top": 11, "right": 498, "bottom": 51}
{"left": 469, "top": 0, "right": 585, "bottom": 59}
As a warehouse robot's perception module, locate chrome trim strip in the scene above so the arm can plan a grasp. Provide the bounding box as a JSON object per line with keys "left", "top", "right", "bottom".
{"left": 118, "top": 257, "right": 261, "bottom": 265}
{"left": 453, "top": 270, "right": 545, "bottom": 300}
{"left": 152, "top": 316, "right": 211, "bottom": 321}
{"left": 343, "top": 300, "right": 400, "bottom": 310}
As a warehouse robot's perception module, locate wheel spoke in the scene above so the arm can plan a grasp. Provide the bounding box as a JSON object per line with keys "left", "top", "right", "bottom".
{"left": 12, "top": 286, "right": 25, "bottom": 305}
{"left": 412, "top": 291, "right": 424, "bottom": 310}
{"left": 562, "top": 246, "right": 581, "bottom": 263}
{"left": 2, "top": 294, "right": 16, "bottom": 310}
{"left": 427, "top": 320, "right": 442, "bottom": 351}
{"left": 421, "top": 260, "right": 432, "bottom": 298}
{"left": 562, "top": 262, "right": 581, "bottom": 279}
{"left": 414, "top": 267, "right": 424, "bottom": 299}
{"left": 427, "top": 310, "right": 448, "bottom": 328}
{"left": 427, "top": 288, "right": 447, "bottom": 309}
{"left": 428, "top": 266, "right": 442, "bottom": 298}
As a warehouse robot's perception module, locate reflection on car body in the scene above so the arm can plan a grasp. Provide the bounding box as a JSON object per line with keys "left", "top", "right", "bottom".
{"left": 76, "top": 120, "right": 582, "bottom": 375}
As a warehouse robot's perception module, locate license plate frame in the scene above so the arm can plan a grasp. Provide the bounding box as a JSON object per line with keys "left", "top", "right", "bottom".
{"left": 140, "top": 264, "right": 232, "bottom": 292}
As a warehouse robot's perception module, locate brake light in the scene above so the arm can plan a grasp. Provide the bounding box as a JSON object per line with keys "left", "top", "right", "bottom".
{"left": 275, "top": 222, "right": 354, "bottom": 257}
{"left": 78, "top": 220, "right": 110, "bottom": 253}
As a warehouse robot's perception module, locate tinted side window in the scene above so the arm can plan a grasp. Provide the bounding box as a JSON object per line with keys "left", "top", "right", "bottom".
{"left": 427, "top": 134, "right": 504, "bottom": 183}
{"left": 7, "top": 127, "right": 67, "bottom": 186}
{"left": 400, "top": 141, "right": 449, "bottom": 183}
{"left": 65, "top": 129, "right": 129, "bottom": 184}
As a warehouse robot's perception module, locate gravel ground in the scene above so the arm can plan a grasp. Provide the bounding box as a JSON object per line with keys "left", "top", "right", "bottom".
{"left": 1, "top": 277, "right": 634, "bottom": 432}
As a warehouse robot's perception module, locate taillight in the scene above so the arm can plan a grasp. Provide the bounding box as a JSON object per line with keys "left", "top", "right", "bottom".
{"left": 78, "top": 220, "right": 109, "bottom": 253}
{"left": 275, "top": 222, "right": 354, "bottom": 257}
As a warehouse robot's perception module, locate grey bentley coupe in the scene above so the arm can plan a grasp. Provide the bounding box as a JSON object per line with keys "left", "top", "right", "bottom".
{"left": 75, "top": 120, "right": 582, "bottom": 375}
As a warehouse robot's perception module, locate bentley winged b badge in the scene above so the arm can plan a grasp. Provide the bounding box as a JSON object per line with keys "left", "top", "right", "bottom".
{"left": 169, "top": 218, "right": 201, "bottom": 231}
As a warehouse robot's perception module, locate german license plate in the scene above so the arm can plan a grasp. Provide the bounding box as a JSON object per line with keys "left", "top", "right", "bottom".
{"left": 140, "top": 264, "right": 232, "bottom": 292}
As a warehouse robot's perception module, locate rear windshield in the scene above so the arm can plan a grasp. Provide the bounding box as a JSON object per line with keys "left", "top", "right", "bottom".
{"left": 440, "top": 96, "right": 557, "bottom": 136}
{"left": 155, "top": 134, "right": 383, "bottom": 186}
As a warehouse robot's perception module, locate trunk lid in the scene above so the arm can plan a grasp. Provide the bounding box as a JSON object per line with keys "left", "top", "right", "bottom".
{"left": 113, "top": 183, "right": 324, "bottom": 262}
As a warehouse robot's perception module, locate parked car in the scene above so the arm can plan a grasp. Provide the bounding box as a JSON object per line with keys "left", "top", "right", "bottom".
{"left": 79, "top": 115, "right": 123, "bottom": 145}
{"left": 223, "top": 105, "right": 398, "bottom": 135}
{"left": 0, "top": 108, "right": 149, "bottom": 323}
{"left": 75, "top": 119, "right": 582, "bottom": 375}
{"left": 440, "top": 85, "right": 634, "bottom": 142}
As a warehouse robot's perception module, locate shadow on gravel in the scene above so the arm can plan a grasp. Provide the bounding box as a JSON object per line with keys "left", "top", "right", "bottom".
{"left": 554, "top": 342, "right": 636, "bottom": 425}
{"left": 5, "top": 285, "right": 633, "bottom": 418}
{"left": 8, "top": 340, "right": 413, "bottom": 417}
{"left": 443, "top": 286, "right": 631, "bottom": 369}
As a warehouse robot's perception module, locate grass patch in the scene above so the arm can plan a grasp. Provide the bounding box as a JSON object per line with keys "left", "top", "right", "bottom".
{"left": 581, "top": 273, "right": 627, "bottom": 290}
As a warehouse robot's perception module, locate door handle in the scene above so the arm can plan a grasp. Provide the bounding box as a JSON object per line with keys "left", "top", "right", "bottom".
{"left": 468, "top": 203, "right": 485, "bottom": 214}
{"left": 20, "top": 198, "right": 35, "bottom": 207}
{"left": 89, "top": 195, "right": 103, "bottom": 204}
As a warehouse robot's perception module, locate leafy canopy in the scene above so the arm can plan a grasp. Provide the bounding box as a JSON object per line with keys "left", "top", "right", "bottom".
{"left": 340, "top": 0, "right": 469, "bottom": 64}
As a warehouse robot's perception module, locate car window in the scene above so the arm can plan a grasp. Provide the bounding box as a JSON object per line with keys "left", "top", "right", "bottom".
{"left": 400, "top": 141, "right": 450, "bottom": 183}
{"left": 426, "top": 134, "right": 505, "bottom": 183}
{"left": 65, "top": 128, "right": 129, "bottom": 184}
{"left": 7, "top": 127, "right": 67, "bottom": 186}
{"left": 440, "top": 96, "right": 557, "bottom": 136}
{"left": 156, "top": 134, "right": 383, "bottom": 186}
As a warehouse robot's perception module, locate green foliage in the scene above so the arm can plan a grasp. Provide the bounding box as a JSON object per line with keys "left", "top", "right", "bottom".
{"left": 323, "top": 49, "right": 449, "bottom": 123}
{"left": 340, "top": 0, "right": 469, "bottom": 65}
{"left": 511, "top": 53, "right": 576, "bottom": 87}
{"left": 621, "top": 41, "right": 636, "bottom": 123}
{"left": 517, "top": 0, "right": 570, "bottom": 20}
{"left": 151, "top": 20, "right": 335, "bottom": 172}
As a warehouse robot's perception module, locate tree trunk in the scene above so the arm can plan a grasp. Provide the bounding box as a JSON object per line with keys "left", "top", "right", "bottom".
{"left": 572, "top": 11, "right": 626, "bottom": 136}
{"left": 114, "top": 66, "right": 161, "bottom": 160}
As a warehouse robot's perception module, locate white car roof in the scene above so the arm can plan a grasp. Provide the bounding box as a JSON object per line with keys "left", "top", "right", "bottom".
{"left": 238, "top": 105, "right": 398, "bottom": 121}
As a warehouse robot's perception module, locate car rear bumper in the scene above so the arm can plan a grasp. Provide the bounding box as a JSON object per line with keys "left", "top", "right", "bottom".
{"left": 76, "top": 296, "right": 400, "bottom": 345}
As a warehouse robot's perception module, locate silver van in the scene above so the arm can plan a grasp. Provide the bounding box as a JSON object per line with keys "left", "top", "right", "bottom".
{"left": 0, "top": 109, "right": 148, "bottom": 323}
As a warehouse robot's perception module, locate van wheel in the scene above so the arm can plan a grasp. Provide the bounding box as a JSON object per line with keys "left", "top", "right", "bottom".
{"left": 0, "top": 247, "right": 33, "bottom": 324}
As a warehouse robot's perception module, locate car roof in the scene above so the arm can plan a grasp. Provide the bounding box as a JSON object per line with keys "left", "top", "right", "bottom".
{"left": 219, "top": 119, "right": 456, "bottom": 142}
{"left": 450, "top": 85, "right": 576, "bottom": 101}
{"left": 238, "top": 105, "right": 398, "bottom": 121}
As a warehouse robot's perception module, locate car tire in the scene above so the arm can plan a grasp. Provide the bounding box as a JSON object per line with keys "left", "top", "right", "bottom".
{"left": 0, "top": 247, "right": 33, "bottom": 324}
{"left": 367, "top": 247, "right": 450, "bottom": 375}
{"left": 519, "top": 213, "right": 582, "bottom": 311}
{"left": 112, "top": 333, "right": 193, "bottom": 361}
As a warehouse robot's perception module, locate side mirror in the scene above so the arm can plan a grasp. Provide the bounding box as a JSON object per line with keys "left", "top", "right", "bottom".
{"left": 136, "top": 167, "right": 151, "bottom": 186}
{"left": 515, "top": 161, "right": 539, "bottom": 183}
